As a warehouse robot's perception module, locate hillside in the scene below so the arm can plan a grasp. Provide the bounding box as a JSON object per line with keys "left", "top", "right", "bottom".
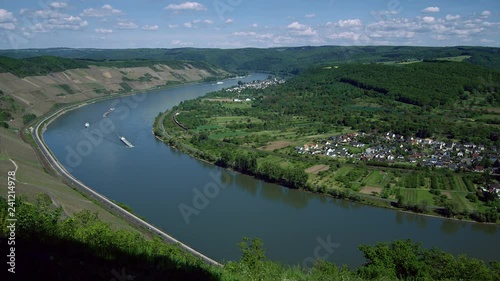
{"left": 0, "top": 46, "right": 499, "bottom": 74}
{"left": 0, "top": 57, "right": 230, "bottom": 128}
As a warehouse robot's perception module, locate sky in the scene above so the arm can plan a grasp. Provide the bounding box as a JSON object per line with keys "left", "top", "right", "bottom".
{"left": 0, "top": 0, "right": 498, "bottom": 49}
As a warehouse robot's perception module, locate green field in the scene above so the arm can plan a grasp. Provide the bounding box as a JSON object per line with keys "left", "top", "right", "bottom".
{"left": 475, "top": 114, "right": 500, "bottom": 120}
{"left": 363, "top": 170, "right": 391, "bottom": 187}
{"left": 193, "top": 124, "right": 222, "bottom": 131}
{"left": 400, "top": 189, "right": 434, "bottom": 204}
{"left": 209, "top": 131, "right": 249, "bottom": 139}
{"left": 334, "top": 166, "right": 354, "bottom": 178}
{"left": 221, "top": 102, "right": 252, "bottom": 109}
{"left": 436, "top": 55, "right": 471, "bottom": 62}
{"left": 450, "top": 192, "right": 474, "bottom": 211}
{"left": 211, "top": 116, "right": 262, "bottom": 125}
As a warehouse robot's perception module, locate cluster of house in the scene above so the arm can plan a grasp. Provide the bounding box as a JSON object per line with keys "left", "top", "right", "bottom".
{"left": 481, "top": 183, "right": 500, "bottom": 198}
{"left": 295, "top": 132, "right": 500, "bottom": 174}
{"left": 225, "top": 78, "right": 285, "bottom": 94}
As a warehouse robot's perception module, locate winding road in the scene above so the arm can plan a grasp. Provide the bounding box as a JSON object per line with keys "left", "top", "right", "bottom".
{"left": 32, "top": 104, "right": 222, "bottom": 267}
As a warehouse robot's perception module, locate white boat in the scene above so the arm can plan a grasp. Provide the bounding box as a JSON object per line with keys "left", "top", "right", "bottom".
{"left": 119, "top": 136, "right": 134, "bottom": 148}
{"left": 103, "top": 107, "right": 114, "bottom": 117}
{"left": 85, "top": 122, "right": 90, "bottom": 128}
{"left": 216, "top": 81, "right": 224, "bottom": 85}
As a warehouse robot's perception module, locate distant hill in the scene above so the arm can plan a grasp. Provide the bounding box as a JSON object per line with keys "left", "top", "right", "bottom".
{"left": 1, "top": 46, "right": 500, "bottom": 73}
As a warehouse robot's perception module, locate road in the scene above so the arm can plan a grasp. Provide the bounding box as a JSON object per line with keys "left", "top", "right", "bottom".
{"left": 32, "top": 105, "right": 222, "bottom": 267}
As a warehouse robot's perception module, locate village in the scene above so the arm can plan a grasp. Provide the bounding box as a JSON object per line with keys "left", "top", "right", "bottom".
{"left": 295, "top": 132, "right": 500, "bottom": 174}
{"left": 295, "top": 132, "right": 500, "bottom": 198}
{"left": 225, "top": 77, "right": 286, "bottom": 95}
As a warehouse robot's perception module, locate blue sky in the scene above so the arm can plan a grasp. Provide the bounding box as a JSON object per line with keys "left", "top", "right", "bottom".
{"left": 0, "top": 0, "right": 498, "bottom": 49}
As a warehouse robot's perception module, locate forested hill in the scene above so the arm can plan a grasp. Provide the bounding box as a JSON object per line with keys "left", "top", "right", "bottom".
{"left": 317, "top": 61, "right": 500, "bottom": 108}
{"left": 0, "top": 46, "right": 499, "bottom": 73}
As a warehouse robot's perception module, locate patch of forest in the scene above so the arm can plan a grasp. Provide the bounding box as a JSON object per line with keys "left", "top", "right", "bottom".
{"left": 329, "top": 61, "right": 500, "bottom": 107}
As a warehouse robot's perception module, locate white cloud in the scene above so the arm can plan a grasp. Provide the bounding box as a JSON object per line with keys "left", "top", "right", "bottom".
{"left": 337, "top": 19, "right": 362, "bottom": 27}
{"left": 225, "top": 18, "right": 234, "bottom": 24}
{"left": 328, "top": 31, "right": 364, "bottom": 41}
{"left": 46, "top": 16, "right": 88, "bottom": 30}
{"left": 32, "top": 9, "right": 62, "bottom": 19}
{"left": 369, "top": 30, "right": 415, "bottom": 39}
{"left": 95, "top": 28, "right": 112, "bottom": 33}
{"left": 49, "top": 2, "right": 67, "bottom": 9}
{"left": 422, "top": 7, "right": 440, "bottom": 13}
{"left": 370, "top": 10, "right": 400, "bottom": 21}
{"left": 481, "top": 10, "right": 491, "bottom": 18}
{"left": 168, "top": 24, "right": 178, "bottom": 29}
{"left": 24, "top": 23, "right": 49, "bottom": 33}
{"left": 22, "top": 9, "right": 88, "bottom": 33}
{"left": 272, "top": 35, "right": 294, "bottom": 45}
{"left": 232, "top": 31, "right": 256, "bottom": 36}
{"left": 445, "top": 14, "right": 460, "bottom": 21}
{"left": 305, "top": 13, "right": 316, "bottom": 18}
{"left": 287, "top": 21, "right": 306, "bottom": 30}
{"left": 287, "top": 21, "right": 317, "bottom": 36}
{"left": 251, "top": 23, "right": 258, "bottom": 28}
{"left": 171, "top": 39, "right": 194, "bottom": 46}
{"left": 142, "top": 25, "right": 158, "bottom": 31}
{"left": 81, "top": 4, "right": 122, "bottom": 17}
{"left": 0, "top": 22, "right": 15, "bottom": 30}
{"left": 116, "top": 21, "right": 138, "bottom": 29}
{"left": 450, "top": 27, "right": 484, "bottom": 36}
{"left": 296, "top": 27, "right": 317, "bottom": 36}
{"left": 0, "top": 9, "right": 15, "bottom": 23}
{"left": 232, "top": 31, "right": 273, "bottom": 39}
{"left": 362, "top": 13, "right": 494, "bottom": 44}
{"left": 19, "top": 8, "right": 28, "bottom": 15}
{"left": 422, "top": 16, "right": 435, "bottom": 23}
{"left": 432, "top": 34, "right": 448, "bottom": 41}
{"left": 183, "top": 19, "right": 213, "bottom": 28}
{"left": 165, "top": 2, "right": 206, "bottom": 11}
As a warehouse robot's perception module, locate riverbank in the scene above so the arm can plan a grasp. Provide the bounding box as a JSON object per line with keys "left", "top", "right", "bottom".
{"left": 153, "top": 110, "right": 499, "bottom": 225}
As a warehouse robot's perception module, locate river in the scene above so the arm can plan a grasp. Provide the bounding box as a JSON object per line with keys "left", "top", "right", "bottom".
{"left": 43, "top": 73, "right": 499, "bottom": 267}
